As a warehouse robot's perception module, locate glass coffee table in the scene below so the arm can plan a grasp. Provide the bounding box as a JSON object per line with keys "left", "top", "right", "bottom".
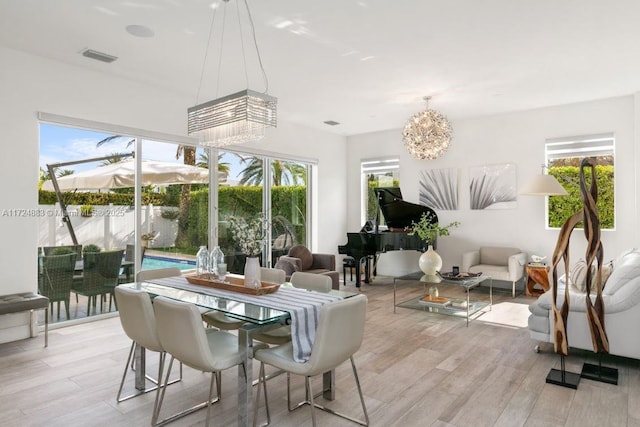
{"left": 393, "top": 272, "right": 492, "bottom": 326}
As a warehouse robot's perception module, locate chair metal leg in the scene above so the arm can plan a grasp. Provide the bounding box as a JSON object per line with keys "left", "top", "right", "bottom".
{"left": 287, "top": 358, "right": 369, "bottom": 426}
{"left": 117, "top": 343, "right": 181, "bottom": 404}
{"left": 154, "top": 355, "right": 221, "bottom": 427}
{"left": 253, "top": 362, "right": 271, "bottom": 427}
{"left": 306, "top": 377, "right": 317, "bottom": 427}
{"left": 44, "top": 307, "right": 49, "bottom": 347}
{"left": 205, "top": 371, "right": 216, "bottom": 427}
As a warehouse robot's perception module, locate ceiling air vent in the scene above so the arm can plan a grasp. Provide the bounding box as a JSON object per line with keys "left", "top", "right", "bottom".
{"left": 81, "top": 49, "right": 118, "bottom": 63}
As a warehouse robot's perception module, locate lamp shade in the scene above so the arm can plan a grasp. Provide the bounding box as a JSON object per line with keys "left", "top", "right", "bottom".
{"left": 519, "top": 174, "right": 568, "bottom": 196}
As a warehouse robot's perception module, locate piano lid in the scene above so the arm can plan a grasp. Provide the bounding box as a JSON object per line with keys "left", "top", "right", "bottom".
{"left": 374, "top": 187, "right": 437, "bottom": 230}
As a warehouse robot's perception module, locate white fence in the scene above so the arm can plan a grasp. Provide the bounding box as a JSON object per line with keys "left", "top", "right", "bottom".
{"left": 37, "top": 204, "right": 179, "bottom": 250}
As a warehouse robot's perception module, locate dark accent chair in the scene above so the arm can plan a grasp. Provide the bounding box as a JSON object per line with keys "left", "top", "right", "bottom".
{"left": 72, "top": 250, "right": 124, "bottom": 315}
{"left": 38, "top": 252, "right": 77, "bottom": 320}
{"left": 274, "top": 245, "right": 339, "bottom": 290}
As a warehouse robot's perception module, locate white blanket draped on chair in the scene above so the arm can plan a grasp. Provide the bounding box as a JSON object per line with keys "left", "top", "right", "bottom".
{"left": 148, "top": 276, "right": 341, "bottom": 362}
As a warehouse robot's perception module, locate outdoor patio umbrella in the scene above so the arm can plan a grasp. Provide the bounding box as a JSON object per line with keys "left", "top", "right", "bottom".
{"left": 42, "top": 159, "right": 209, "bottom": 191}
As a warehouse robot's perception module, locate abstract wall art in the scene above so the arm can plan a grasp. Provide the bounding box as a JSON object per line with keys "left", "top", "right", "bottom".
{"left": 469, "top": 163, "right": 517, "bottom": 210}
{"left": 419, "top": 168, "right": 458, "bottom": 210}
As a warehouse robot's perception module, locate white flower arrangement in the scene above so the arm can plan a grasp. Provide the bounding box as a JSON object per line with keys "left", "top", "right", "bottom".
{"left": 227, "top": 213, "right": 268, "bottom": 257}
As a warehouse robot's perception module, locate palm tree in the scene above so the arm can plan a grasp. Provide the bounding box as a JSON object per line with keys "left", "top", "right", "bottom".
{"left": 96, "top": 135, "right": 135, "bottom": 149}
{"left": 238, "top": 157, "right": 307, "bottom": 186}
{"left": 174, "top": 144, "right": 196, "bottom": 247}
{"left": 39, "top": 167, "right": 74, "bottom": 189}
{"left": 100, "top": 153, "right": 129, "bottom": 166}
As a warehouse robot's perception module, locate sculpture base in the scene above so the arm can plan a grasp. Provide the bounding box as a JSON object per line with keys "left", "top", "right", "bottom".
{"left": 581, "top": 363, "right": 618, "bottom": 385}
{"left": 546, "top": 368, "right": 581, "bottom": 389}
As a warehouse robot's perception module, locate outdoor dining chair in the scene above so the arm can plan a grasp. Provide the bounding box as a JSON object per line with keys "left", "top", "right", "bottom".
{"left": 71, "top": 250, "right": 123, "bottom": 315}
{"left": 38, "top": 252, "right": 77, "bottom": 320}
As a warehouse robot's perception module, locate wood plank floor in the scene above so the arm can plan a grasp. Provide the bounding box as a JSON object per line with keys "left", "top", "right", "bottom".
{"left": 2, "top": 276, "right": 640, "bottom": 427}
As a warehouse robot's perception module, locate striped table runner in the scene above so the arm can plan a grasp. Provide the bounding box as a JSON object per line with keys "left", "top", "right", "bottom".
{"left": 148, "top": 276, "right": 341, "bottom": 362}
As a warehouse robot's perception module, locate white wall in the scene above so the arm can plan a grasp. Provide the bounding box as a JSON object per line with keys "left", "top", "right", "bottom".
{"left": 0, "top": 46, "right": 346, "bottom": 340}
{"left": 347, "top": 95, "right": 639, "bottom": 275}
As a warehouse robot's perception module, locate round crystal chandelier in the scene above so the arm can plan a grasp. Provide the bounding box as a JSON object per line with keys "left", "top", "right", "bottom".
{"left": 402, "top": 96, "right": 452, "bottom": 160}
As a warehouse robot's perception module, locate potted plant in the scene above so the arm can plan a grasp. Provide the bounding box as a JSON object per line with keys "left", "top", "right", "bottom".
{"left": 406, "top": 212, "right": 460, "bottom": 275}
{"left": 83, "top": 244, "right": 101, "bottom": 254}
{"left": 227, "top": 213, "right": 268, "bottom": 288}
{"left": 141, "top": 231, "right": 158, "bottom": 248}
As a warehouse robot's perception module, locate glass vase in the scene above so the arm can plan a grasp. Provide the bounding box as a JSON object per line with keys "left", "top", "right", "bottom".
{"left": 243, "top": 256, "right": 261, "bottom": 289}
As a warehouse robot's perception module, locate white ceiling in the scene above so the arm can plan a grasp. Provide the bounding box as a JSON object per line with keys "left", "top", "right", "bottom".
{"left": 2, "top": 0, "right": 640, "bottom": 136}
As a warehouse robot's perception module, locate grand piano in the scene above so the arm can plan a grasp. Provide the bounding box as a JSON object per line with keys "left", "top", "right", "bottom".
{"left": 338, "top": 188, "right": 437, "bottom": 287}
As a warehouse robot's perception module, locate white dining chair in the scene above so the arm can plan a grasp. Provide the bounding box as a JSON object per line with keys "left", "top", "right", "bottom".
{"left": 114, "top": 286, "right": 182, "bottom": 424}
{"left": 253, "top": 294, "right": 369, "bottom": 426}
{"left": 153, "top": 296, "right": 261, "bottom": 427}
{"left": 137, "top": 267, "right": 181, "bottom": 282}
{"left": 290, "top": 271, "right": 332, "bottom": 292}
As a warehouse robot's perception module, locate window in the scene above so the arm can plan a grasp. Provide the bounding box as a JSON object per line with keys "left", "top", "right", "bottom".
{"left": 545, "top": 133, "right": 615, "bottom": 229}
{"left": 217, "top": 149, "right": 311, "bottom": 272}
{"left": 361, "top": 157, "right": 399, "bottom": 226}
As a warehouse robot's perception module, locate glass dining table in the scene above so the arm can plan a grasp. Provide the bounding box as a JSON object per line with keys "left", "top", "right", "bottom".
{"left": 118, "top": 278, "right": 355, "bottom": 427}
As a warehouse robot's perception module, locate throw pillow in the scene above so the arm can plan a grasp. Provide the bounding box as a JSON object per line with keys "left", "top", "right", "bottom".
{"left": 569, "top": 259, "right": 589, "bottom": 293}
{"left": 288, "top": 245, "right": 314, "bottom": 270}
{"left": 600, "top": 260, "right": 614, "bottom": 289}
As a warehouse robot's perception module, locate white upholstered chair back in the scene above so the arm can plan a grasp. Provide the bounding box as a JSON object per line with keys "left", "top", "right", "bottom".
{"left": 306, "top": 294, "right": 367, "bottom": 375}
{"left": 260, "top": 267, "right": 286, "bottom": 284}
{"left": 291, "top": 271, "right": 332, "bottom": 293}
{"left": 137, "top": 267, "right": 181, "bottom": 282}
{"left": 115, "top": 286, "right": 163, "bottom": 353}
{"left": 154, "top": 296, "right": 219, "bottom": 371}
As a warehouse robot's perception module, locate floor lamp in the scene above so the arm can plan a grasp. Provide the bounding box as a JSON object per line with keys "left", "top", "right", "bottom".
{"left": 520, "top": 168, "right": 581, "bottom": 389}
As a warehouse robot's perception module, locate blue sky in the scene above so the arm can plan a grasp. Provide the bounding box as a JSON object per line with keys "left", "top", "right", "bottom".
{"left": 39, "top": 123, "right": 245, "bottom": 180}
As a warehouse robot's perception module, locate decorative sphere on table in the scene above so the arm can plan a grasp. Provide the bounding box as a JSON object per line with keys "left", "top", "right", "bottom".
{"left": 419, "top": 245, "right": 442, "bottom": 275}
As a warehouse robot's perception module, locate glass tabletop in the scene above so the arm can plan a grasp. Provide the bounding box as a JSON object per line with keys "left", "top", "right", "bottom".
{"left": 395, "top": 271, "right": 490, "bottom": 289}
{"left": 119, "top": 281, "right": 289, "bottom": 325}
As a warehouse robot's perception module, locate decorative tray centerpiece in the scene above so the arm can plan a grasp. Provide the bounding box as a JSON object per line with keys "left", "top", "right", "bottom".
{"left": 438, "top": 271, "right": 482, "bottom": 281}
{"left": 185, "top": 273, "right": 280, "bottom": 295}
{"left": 419, "top": 295, "right": 451, "bottom": 307}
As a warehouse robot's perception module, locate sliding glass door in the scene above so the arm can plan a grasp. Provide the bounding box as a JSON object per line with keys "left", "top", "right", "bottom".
{"left": 217, "top": 150, "right": 310, "bottom": 273}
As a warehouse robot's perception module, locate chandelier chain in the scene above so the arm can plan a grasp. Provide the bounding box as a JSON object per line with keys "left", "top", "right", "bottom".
{"left": 195, "top": 5, "right": 219, "bottom": 106}
{"left": 235, "top": 0, "right": 249, "bottom": 88}
{"left": 243, "top": 0, "right": 269, "bottom": 93}
{"left": 214, "top": 1, "right": 229, "bottom": 99}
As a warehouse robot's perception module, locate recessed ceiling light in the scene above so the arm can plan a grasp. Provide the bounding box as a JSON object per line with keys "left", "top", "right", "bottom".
{"left": 81, "top": 48, "right": 118, "bottom": 63}
{"left": 324, "top": 120, "right": 340, "bottom": 126}
{"left": 126, "top": 24, "right": 155, "bottom": 38}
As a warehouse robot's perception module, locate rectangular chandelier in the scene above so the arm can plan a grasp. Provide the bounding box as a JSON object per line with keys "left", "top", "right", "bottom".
{"left": 188, "top": 89, "right": 277, "bottom": 147}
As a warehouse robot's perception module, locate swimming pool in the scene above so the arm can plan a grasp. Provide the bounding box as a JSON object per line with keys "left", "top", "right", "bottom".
{"left": 142, "top": 255, "right": 196, "bottom": 271}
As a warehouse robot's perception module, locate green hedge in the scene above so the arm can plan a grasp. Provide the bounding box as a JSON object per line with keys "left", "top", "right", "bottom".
{"left": 548, "top": 165, "right": 614, "bottom": 228}
{"left": 39, "top": 190, "right": 168, "bottom": 206}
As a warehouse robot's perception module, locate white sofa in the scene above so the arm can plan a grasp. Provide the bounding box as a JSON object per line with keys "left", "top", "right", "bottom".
{"left": 528, "top": 248, "right": 640, "bottom": 360}
{"left": 461, "top": 247, "right": 527, "bottom": 297}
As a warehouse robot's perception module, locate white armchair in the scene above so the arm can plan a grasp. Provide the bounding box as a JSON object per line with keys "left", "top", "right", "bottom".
{"left": 461, "top": 246, "right": 528, "bottom": 297}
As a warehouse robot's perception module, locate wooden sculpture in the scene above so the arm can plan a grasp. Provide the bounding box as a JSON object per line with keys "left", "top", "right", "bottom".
{"left": 547, "top": 158, "right": 609, "bottom": 387}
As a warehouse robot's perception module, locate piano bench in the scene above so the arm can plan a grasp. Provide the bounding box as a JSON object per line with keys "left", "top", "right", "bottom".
{"left": 342, "top": 257, "right": 357, "bottom": 285}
